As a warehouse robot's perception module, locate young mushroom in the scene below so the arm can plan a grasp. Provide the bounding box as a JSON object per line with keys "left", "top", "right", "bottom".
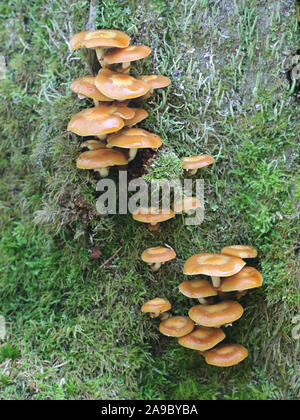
{"left": 178, "top": 326, "right": 226, "bottom": 351}
{"left": 178, "top": 279, "right": 218, "bottom": 305}
{"left": 181, "top": 155, "right": 214, "bottom": 176}
{"left": 137, "top": 75, "right": 171, "bottom": 99}
{"left": 132, "top": 207, "right": 175, "bottom": 231}
{"left": 221, "top": 245, "right": 258, "bottom": 259}
{"left": 188, "top": 300, "right": 244, "bottom": 328}
{"left": 141, "top": 298, "right": 172, "bottom": 320}
{"left": 159, "top": 316, "right": 194, "bottom": 337}
{"left": 69, "top": 29, "right": 131, "bottom": 63}
{"left": 141, "top": 247, "right": 176, "bottom": 272}
{"left": 102, "top": 45, "right": 152, "bottom": 73}
{"left": 76, "top": 148, "right": 128, "bottom": 177}
{"left": 70, "top": 76, "right": 112, "bottom": 106}
{"left": 199, "top": 344, "right": 248, "bottom": 367}
{"left": 106, "top": 128, "right": 162, "bottom": 162}
{"left": 219, "top": 266, "right": 263, "bottom": 299}
{"left": 183, "top": 253, "right": 246, "bottom": 288}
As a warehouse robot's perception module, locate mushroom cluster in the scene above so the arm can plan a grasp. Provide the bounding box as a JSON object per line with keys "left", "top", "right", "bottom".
{"left": 68, "top": 29, "right": 171, "bottom": 179}
{"left": 141, "top": 245, "right": 263, "bottom": 368}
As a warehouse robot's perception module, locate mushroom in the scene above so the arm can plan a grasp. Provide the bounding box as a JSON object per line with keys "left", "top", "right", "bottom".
{"left": 95, "top": 69, "right": 150, "bottom": 101}
{"left": 141, "top": 297, "right": 172, "bottom": 319}
{"left": 67, "top": 105, "right": 134, "bottom": 140}
{"left": 183, "top": 253, "right": 246, "bottom": 288}
{"left": 199, "top": 344, "right": 248, "bottom": 367}
{"left": 219, "top": 266, "right": 263, "bottom": 299}
{"left": 137, "top": 75, "right": 171, "bottom": 99}
{"left": 221, "top": 245, "right": 258, "bottom": 259}
{"left": 106, "top": 128, "right": 162, "bottom": 162}
{"left": 188, "top": 300, "right": 244, "bottom": 328}
{"left": 181, "top": 155, "right": 215, "bottom": 176}
{"left": 76, "top": 148, "right": 128, "bottom": 177}
{"left": 141, "top": 246, "right": 176, "bottom": 272}
{"left": 159, "top": 316, "right": 194, "bottom": 338}
{"left": 178, "top": 279, "right": 218, "bottom": 305}
{"left": 69, "top": 29, "right": 131, "bottom": 62}
{"left": 70, "top": 76, "right": 112, "bottom": 106}
{"left": 172, "top": 196, "right": 202, "bottom": 215}
{"left": 124, "top": 108, "right": 149, "bottom": 127}
{"left": 132, "top": 207, "right": 175, "bottom": 231}
{"left": 178, "top": 326, "right": 226, "bottom": 351}
{"left": 80, "top": 139, "right": 107, "bottom": 150}
{"left": 102, "top": 45, "right": 152, "bottom": 73}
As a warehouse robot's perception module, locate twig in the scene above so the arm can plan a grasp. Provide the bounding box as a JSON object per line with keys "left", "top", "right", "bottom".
{"left": 98, "top": 247, "right": 122, "bottom": 270}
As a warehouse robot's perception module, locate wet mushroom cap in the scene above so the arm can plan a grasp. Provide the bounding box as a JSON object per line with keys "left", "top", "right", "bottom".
{"left": 107, "top": 128, "right": 162, "bottom": 149}
{"left": 70, "top": 29, "right": 131, "bottom": 50}
{"left": 141, "top": 298, "right": 171, "bottom": 314}
{"left": 201, "top": 344, "right": 248, "bottom": 367}
{"left": 159, "top": 316, "right": 194, "bottom": 337}
{"left": 178, "top": 326, "right": 225, "bottom": 351}
{"left": 124, "top": 108, "right": 149, "bottom": 126}
{"left": 188, "top": 300, "right": 244, "bottom": 327}
{"left": 179, "top": 280, "right": 218, "bottom": 299}
{"left": 138, "top": 75, "right": 171, "bottom": 89}
{"left": 221, "top": 245, "right": 258, "bottom": 259}
{"left": 173, "top": 196, "right": 202, "bottom": 213}
{"left": 76, "top": 148, "right": 128, "bottom": 169}
{"left": 103, "top": 45, "right": 152, "bottom": 65}
{"left": 132, "top": 207, "right": 175, "bottom": 224}
{"left": 95, "top": 69, "right": 150, "bottom": 100}
{"left": 181, "top": 155, "right": 215, "bottom": 170}
{"left": 141, "top": 247, "right": 176, "bottom": 264}
{"left": 70, "top": 76, "right": 112, "bottom": 101}
{"left": 183, "top": 253, "right": 246, "bottom": 277}
{"left": 67, "top": 106, "right": 126, "bottom": 136}
{"left": 219, "top": 266, "right": 263, "bottom": 292}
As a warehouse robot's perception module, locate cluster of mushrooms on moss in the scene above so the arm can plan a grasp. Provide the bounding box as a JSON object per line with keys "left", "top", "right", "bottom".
{"left": 142, "top": 245, "right": 263, "bottom": 368}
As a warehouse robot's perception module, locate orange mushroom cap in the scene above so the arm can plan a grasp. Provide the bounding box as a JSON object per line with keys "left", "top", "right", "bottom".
{"left": 201, "top": 344, "right": 248, "bottom": 367}
{"left": 173, "top": 196, "right": 202, "bottom": 214}
{"left": 221, "top": 245, "right": 258, "bottom": 259}
{"left": 178, "top": 326, "right": 225, "bottom": 351}
{"left": 159, "top": 316, "right": 194, "bottom": 338}
{"left": 70, "top": 29, "right": 130, "bottom": 50}
{"left": 138, "top": 75, "right": 171, "bottom": 89}
{"left": 181, "top": 155, "right": 214, "bottom": 170}
{"left": 132, "top": 207, "right": 175, "bottom": 224}
{"left": 103, "top": 45, "right": 151, "bottom": 65}
{"left": 179, "top": 279, "right": 218, "bottom": 299}
{"left": 124, "top": 108, "right": 149, "bottom": 127}
{"left": 219, "top": 266, "right": 263, "bottom": 292}
{"left": 141, "top": 247, "right": 176, "bottom": 264}
{"left": 76, "top": 149, "right": 128, "bottom": 170}
{"left": 107, "top": 128, "right": 162, "bottom": 149}
{"left": 183, "top": 253, "right": 246, "bottom": 278}
{"left": 141, "top": 298, "right": 171, "bottom": 314}
{"left": 188, "top": 300, "right": 244, "bottom": 327}
{"left": 70, "top": 76, "right": 112, "bottom": 101}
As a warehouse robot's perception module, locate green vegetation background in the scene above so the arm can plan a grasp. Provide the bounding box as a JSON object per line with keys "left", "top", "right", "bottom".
{"left": 0, "top": 0, "right": 299, "bottom": 399}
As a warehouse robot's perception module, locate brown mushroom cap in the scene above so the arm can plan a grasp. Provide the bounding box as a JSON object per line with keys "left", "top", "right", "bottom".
{"left": 107, "top": 128, "right": 162, "bottom": 149}
{"left": 188, "top": 301, "right": 244, "bottom": 327}
{"left": 124, "top": 108, "right": 149, "bottom": 127}
{"left": 67, "top": 106, "right": 126, "bottom": 137}
{"left": 179, "top": 279, "right": 218, "bottom": 299}
{"left": 76, "top": 148, "right": 128, "bottom": 170}
{"left": 178, "top": 326, "right": 225, "bottom": 351}
{"left": 181, "top": 155, "right": 215, "bottom": 170}
{"left": 221, "top": 245, "right": 258, "bottom": 259}
{"left": 138, "top": 75, "right": 171, "bottom": 89}
{"left": 173, "top": 196, "right": 201, "bottom": 213}
{"left": 141, "top": 298, "right": 171, "bottom": 314}
{"left": 159, "top": 316, "right": 194, "bottom": 337}
{"left": 103, "top": 45, "right": 151, "bottom": 65}
{"left": 183, "top": 253, "right": 246, "bottom": 277}
{"left": 141, "top": 247, "right": 176, "bottom": 264}
{"left": 70, "top": 29, "right": 131, "bottom": 50}
{"left": 70, "top": 76, "right": 112, "bottom": 101}
{"left": 201, "top": 344, "right": 248, "bottom": 367}
{"left": 95, "top": 69, "right": 150, "bottom": 100}
{"left": 132, "top": 207, "right": 175, "bottom": 224}
{"left": 219, "top": 266, "right": 263, "bottom": 292}
{"left": 80, "top": 139, "right": 107, "bottom": 150}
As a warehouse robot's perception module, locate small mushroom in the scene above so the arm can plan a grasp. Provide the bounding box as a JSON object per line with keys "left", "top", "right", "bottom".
{"left": 76, "top": 148, "right": 128, "bottom": 177}
{"left": 80, "top": 140, "right": 107, "bottom": 150}
{"left": 70, "top": 76, "right": 112, "bottom": 106}
{"left": 181, "top": 155, "right": 214, "bottom": 175}
{"left": 219, "top": 266, "right": 263, "bottom": 299}
{"left": 124, "top": 108, "right": 149, "bottom": 127}
{"left": 178, "top": 326, "right": 226, "bottom": 351}
{"left": 141, "top": 246, "right": 176, "bottom": 272}
{"left": 102, "top": 45, "right": 151, "bottom": 73}
{"left": 183, "top": 253, "right": 246, "bottom": 288}
{"left": 159, "top": 316, "right": 194, "bottom": 338}
{"left": 178, "top": 279, "right": 218, "bottom": 304}
{"left": 132, "top": 207, "right": 175, "bottom": 231}
{"left": 141, "top": 298, "right": 172, "bottom": 319}
{"left": 172, "top": 196, "right": 202, "bottom": 215}
{"left": 137, "top": 75, "right": 171, "bottom": 99}
{"left": 188, "top": 300, "right": 244, "bottom": 328}
{"left": 107, "top": 128, "right": 162, "bottom": 162}
{"left": 199, "top": 344, "right": 248, "bottom": 367}
{"left": 69, "top": 29, "right": 131, "bottom": 62}
{"left": 221, "top": 245, "right": 258, "bottom": 259}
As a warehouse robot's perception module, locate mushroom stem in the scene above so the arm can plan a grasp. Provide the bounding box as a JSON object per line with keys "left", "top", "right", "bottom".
{"left": 159, "top": 311, "right": 171, "bottom": 321}
{"left": 77, "top": 94, "right": 86, "bottom": 99}
{"left": 128, "top": 148, "right": 137, "bottom": 162}
{"left": 149, "top": 311, "right": 160, "bottom": 318}
{"left": 211, "top": 276, "right": 221, "bottom": 288}
{"left": 198, "top": 298, "right": 209, "bottom": 305}
{"left": 122, "top": 62, "right": 131, "bottom": 73}
{"left": 95, "top": 47, "right": 105, "bottom": 63}
{"left": 93, "top": 99, "right": 100, "bottom": 107}
{"left": 148, "top": 223, "right": 160, "bottom": 231}
{"left": 150, "top": 262, "right": 162, "bottom": 272}
{"left": 187, "top": 168, "right": 198, "bottom": 176}
{"left": 97, "top": 134, "right": 107, "bottom": 140}
{"left": 94, "top": 167, "right": 109, "bottom": 177}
